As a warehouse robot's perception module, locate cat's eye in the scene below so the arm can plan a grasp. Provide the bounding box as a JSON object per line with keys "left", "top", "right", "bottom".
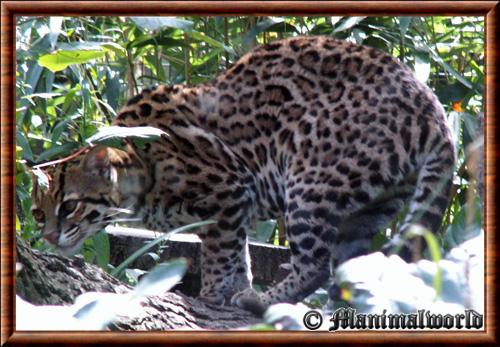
{"left": 32, "top": 209, "right": 45, "bottom": 224}
{"left": 59, "top": 200, "right": 78, "bottom": 218}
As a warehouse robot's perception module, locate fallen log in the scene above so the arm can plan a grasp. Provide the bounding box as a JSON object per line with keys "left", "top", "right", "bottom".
{"left": 16, "top": 237, "right": 260, "bottom": 330}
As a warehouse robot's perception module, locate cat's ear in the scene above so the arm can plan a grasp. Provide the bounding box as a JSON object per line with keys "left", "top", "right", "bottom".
{"left": 81, "top": 145, "right": 111, "bottom": 176}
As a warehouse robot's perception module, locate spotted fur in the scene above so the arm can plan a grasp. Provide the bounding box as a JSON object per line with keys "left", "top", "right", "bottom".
{"left": 31, "top": 36, "right": 454, "bottom": 308}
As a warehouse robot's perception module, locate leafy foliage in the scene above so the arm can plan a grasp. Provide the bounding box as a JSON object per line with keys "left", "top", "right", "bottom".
{"left": 331, "top": 232, "right": 483, "bottom": 315}
{"left": 16, "top": 16, "right": 484, "bottom": 310}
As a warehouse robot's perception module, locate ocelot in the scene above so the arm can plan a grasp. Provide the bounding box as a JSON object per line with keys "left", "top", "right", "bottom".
{"left": 31, "top": 36, "right": 455, "bottom": 309}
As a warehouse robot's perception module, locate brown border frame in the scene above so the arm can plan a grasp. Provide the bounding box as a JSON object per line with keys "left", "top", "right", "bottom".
{"left": 1, "top": 1, "right": 498, "bottom": 345}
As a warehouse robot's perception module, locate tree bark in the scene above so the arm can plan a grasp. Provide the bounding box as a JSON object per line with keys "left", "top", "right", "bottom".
{"left": 16, "top": 237, "right": 259, "bottom": 330}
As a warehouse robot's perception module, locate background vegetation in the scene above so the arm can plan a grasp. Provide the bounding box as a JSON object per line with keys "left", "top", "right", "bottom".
{"left": 16, "top": 16, "right": 484, "bottom": 303}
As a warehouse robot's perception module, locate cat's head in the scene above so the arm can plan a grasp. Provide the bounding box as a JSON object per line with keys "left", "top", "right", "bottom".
{"left": 30, "top": 146, "right": 132, "bottom": 255}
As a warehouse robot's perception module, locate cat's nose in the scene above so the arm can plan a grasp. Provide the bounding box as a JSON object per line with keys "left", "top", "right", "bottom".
{"left": 43, "top": 231, "right": 60, "bottom": 245}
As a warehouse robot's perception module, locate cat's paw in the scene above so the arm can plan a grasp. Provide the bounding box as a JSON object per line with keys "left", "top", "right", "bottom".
{"left": 231, "top": 288, "right": 260, "bottom": 305}
{"left": 231, "top": 288, "right": 269, "bottom": 316}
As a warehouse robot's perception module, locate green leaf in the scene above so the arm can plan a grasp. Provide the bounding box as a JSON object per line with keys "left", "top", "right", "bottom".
{"left": 37, "top": 41, "right": 122, "bottom": 72}
{"left": 130, "top": 17, "right": 194, "bottom": 32}
{"left": 189, "top": 31, "right": 236, "bottom": 55}
{"left": 243, "top": 18, "right": 298, "bottom": 48}
{"left": 23, "top": 92, "right": 62, "bottom": 100}
{"left": 468, "top": 59, "right": 484, "bottom": 78}
{"left": 399, "top": 17, "right": 411, "bottom": 37}
{"left": 370, "top": 231, "right": 390, "bottom": 251}
{"left": 36, "top": 142, "right": 79, "bottom": 163}
{"left": 72, "top": 259, "right": 187, "bottom": 330}
{"left": 91, "top": 230, "right": 110, "bottom": 271}
{"left": 424, "top": 44, "right": 474, "bottom": 90}
{"left": 436, "top": 82, "right": 469, "bottom": 105}
{"left": 72, "top": 292, "right": 129, "bottom": 329}
{"left": 310, "top": 22, "right": 335, "bottom": 35}
{"left": 263, "top": 22, "right": 299, "bottom": 34}
{"left": 333, "top": 17, "right": 367, "bottom": 33}
{"left": 132, "top": 259, "right": 187, "bottom": 298}
{"left": 18, "top": 63, "right": 44, "bottom": 123}
{"left": 86, "top": 126, "right": 167, "bottom": 149}
{"left": 362, "top": 36, "right": 390, "bottom": 53}
{"left": 48, "top": 17, "right": 63, "bottom": 49}
{"left": 16, "top": 129, "right": 34, "bottom": 162}
{"left": 443, "top": 200, "right": 482, "bottom": 250}
{"left": 104, "top": 71, "right": 121, "bottom": 111}
{"left": 422, "top": 231, "right": 442, "bottom": 296}
{"left": 460, "top": 112, "right": 479, "bottom": 148}
{"left": 256, "top": 220, "right": 276, "bottom": 243}
{"left": 130, "top": 35, "right": 184, "bottom": 50}
{"left": 61, "top": 89, "right": 77, "bottom": 115}
{"left": 51, "top": 119, "right": 70, "bottom": 144}
{"left": 16, "top": 214, "right": 21, "bottom": 231}
{"left": 407, "top": 225, "right": 442, "bottom": 297}
{"left": 100, "top": 42, "right": 126, "bottom": 57}
{"left": 44, "top": 70, "right": 55, "bottom": 94}
{"left": 38, "top": 50, "right": 106, "bottom": 72}
{"left": 57, "top": 41, "right": 116, "bottom": 51}
{"left": 248, "top": 323, "right": 276, "bottom": 331}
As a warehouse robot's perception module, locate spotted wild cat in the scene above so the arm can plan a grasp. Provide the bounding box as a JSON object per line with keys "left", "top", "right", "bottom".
{"left": 31, "top": 36, "right": 455, "bottom": 309}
